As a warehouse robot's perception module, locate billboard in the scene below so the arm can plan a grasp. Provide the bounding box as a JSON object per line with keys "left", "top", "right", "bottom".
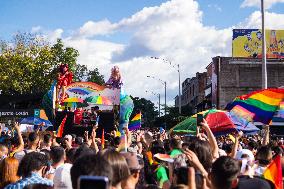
{"left": 232, "top": 29, "right": 284, "bottom": 58}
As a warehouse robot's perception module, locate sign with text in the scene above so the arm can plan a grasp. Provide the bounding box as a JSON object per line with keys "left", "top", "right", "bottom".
{"left": 0, "top": 109, "right": 34, "bottom": 118}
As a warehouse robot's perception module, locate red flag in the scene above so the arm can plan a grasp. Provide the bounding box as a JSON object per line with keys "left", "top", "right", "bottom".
{"left": 101, "top": 129, "right": 105, "bottom": 149}
{"left": 56, "top": 115, "right": 67, "bottom": 137}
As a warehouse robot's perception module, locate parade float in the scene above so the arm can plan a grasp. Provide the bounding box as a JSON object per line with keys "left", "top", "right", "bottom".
{"left": 42, "top": 64, "right": 134, "bottom": 135}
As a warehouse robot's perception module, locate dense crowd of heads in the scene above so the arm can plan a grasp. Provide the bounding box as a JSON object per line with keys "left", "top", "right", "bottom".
{"left": 0, "top": 120, "right": 283, "bottom": 189}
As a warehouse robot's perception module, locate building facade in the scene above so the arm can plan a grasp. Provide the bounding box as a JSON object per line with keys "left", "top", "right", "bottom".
{"left": 176, "top": 56, "right": 284, "bottom": 113}
{"left": 175, "top": 72, "right": 206, "bottom": 113}
{"left": 205, "top": 56, "right": 284, "bottom": 109}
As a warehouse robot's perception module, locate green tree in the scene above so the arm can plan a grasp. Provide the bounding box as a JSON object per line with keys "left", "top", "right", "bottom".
{"left": 131, "top": 96, "right": 158, "bottom": 127}
{"left": 50, "top": 39, "right": 79, "bottom": 72}
{"left": 74, "top": 64, "right": 88, "bottom": 82}
{"left": 0, "top": 33, "right": 80, "bottom": 95}
{"left": 87, "top": 68, "right": 105, "bottom": 85}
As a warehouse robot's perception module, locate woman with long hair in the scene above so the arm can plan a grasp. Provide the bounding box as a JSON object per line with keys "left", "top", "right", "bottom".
{"left": 0, "top": 157, "right": 20, "bottom": 188}
{"left": 101, "top": 149, "right": 130, "bottom": 189}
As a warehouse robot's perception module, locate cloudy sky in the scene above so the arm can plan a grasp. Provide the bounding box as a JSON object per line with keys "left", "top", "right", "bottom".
{"left": 1, "top": 0, "right": 284, "bottom": 106}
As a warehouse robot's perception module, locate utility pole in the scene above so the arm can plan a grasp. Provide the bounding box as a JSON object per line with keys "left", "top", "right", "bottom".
{"left": 261, "top": 0, "right": 267, "bottom": 89}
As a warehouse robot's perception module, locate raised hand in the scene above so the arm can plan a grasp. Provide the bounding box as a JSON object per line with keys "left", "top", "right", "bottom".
{"left": 200, "top": 118, "right": 210, "bottom": 130}
{"left": 14, "top": 122, "right": 21, "bottom": 131}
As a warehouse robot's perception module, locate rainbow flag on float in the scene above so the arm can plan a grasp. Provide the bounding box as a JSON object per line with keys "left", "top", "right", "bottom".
{"left": 227, "top": 88, "right": 284, "bottom": 124}
{"left": 263, "top": 155, "right": 283, "bottom": 189}
{"left": 128, "top": 112, "right": 142, "bottom": 131}
{"left": 56, "top": 115, "right": 67, "bottom": 137}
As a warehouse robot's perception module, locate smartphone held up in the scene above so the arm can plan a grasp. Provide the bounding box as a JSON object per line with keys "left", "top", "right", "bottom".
{"left": 196, "top": 114, "right": 203, "bottom": 127}
{"left": 78, "top": 176, "right": 109, "bottom": 189}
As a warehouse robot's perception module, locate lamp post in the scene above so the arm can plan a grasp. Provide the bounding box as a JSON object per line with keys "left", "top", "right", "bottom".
{"left": 146, "top": 90, "right": 161, "bottom": 117}
{"left": 150, "top": 57, "right": 181, "bottom": 114}
{"left": 146, "top": 76, "right": 167, "bottom": 130}
{"left": 261, "top": 0, "right": 267, "bottom": 89}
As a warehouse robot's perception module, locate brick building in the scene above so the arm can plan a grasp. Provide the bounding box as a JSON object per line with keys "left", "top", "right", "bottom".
{"left": 204, "top": 56, "right": 284, "bottom": 109}
{"left": 175, "top": 56, "right": 284, "bottom": 114}
{"left": 175, "top": 72, "right": 207, "bottom": 113}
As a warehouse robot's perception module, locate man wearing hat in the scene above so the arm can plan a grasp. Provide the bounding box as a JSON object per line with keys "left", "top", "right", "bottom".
{"left": 121, "top": 152, "right": 143, "bottom": 189}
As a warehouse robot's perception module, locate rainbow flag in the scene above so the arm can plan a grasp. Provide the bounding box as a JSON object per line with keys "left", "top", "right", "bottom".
{"left": 278, "top": 102, "right": 284, "bottom": 118}
{"left": 227, "top": 88, "right": 284, "bottom": 124}
{"left": 56, "top": 115, "right": 67, "bottom": 137}
{"left": 128, "top": 112, "right": 142, "bottom": 131}
{"left": 263, "top": 155, "right": 283, "bottom": 189}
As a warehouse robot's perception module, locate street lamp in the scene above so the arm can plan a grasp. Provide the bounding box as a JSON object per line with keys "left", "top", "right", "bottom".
{"left": 150, "top": 57, "right": 181, "bottom": 114}
{"left": 146, "top": 90, "right": 161, "bottom": 117}
{"left": 261, "top": 0, "right": 267, "bottom": 89}
{"left": 146, "top": 76, "right": 167, "bottom": 117}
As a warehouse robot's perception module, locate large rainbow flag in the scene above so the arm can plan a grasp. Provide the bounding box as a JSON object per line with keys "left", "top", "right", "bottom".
{"left": 263, "top": 155, "right": 283, "bottom": 189}
{"left": 128, "top": 112, "right": 142, "bottom": 131}
{"left": 227, "top": 88, "right": 284, "bottom": 124}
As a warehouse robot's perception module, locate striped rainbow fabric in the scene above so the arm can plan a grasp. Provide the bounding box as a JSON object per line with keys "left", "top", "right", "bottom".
{"left": 278, "top": 101, "right": 284, "bottom": 118}
{"left": 56, "top": 115, "right": 67, "bottom": 137}
{"left": 227, "top": 88, "right": 284, "bottom": 124}
{"left": 263, "top": 155, "right": 283, "bottom": 189}
{"left": 128, "top": 112, "right": 142, "bottom": 131}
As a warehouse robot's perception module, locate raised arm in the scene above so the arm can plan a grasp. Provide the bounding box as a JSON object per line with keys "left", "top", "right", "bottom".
{"left": 12, "top": 122, "right": 24, "bottom": 153}
{"left": 230, "top": 131, "right": 243, "bottom": 159}
{"left": 90, "top": 126, "right": 99, "bottom": 153}
{"left": 262, "top": 125, "right": 270, "bottom": 146}
{"left": 200, "top": 119, "right": 219, "bottom": 160}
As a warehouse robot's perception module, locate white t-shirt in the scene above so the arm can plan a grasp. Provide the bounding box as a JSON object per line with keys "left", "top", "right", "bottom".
{"left": 14, "top": 149, "right": 36, "bottom": 161}
{"left": 53, "top": 163, "right": 73, "bottom": 189}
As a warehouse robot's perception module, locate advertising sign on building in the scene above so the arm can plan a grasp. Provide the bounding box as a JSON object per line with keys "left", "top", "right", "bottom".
{"left": 232, "top": 29, "right": 284, "bottom": 59}
{"left": 0, "top": 109, "right": 34, "bottom": 118}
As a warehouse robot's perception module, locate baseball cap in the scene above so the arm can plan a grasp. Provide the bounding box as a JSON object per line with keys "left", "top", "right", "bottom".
{"left": 121, "top": 152, "right": 143, "bottom": 171}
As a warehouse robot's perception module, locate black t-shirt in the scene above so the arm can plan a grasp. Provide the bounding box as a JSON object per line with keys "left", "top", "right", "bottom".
{"left": 235, "top": 175, "right": 275, "bottom": 189}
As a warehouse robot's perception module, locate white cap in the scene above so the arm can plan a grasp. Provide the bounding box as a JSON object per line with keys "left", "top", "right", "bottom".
{"left": 64, "top": 135, "right": 72, "bottom": 141}
{"left": 236, "top": 149, "right": 255, "bottom": 162}
{"left": 53, "top": 163, "right": 73, "bottom": 189}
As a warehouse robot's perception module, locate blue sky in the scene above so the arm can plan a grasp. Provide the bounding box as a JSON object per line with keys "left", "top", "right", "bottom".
{"left": 1, "top": 0, "right": 283, "bottom": 41}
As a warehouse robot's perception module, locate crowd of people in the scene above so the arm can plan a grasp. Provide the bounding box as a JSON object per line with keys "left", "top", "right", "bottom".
{"left": 0, "top": 119, "right": 283, "bottom": 189}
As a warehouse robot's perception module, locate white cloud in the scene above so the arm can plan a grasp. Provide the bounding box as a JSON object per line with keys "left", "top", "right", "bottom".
{"left": 47, "top": 29, "right": 64, "bottom": 43}
{"left": 64, "top": 37, "right": 124, "bottom": 77}
{"left": 30, "top": 27, "right": 64, "bottom": 44}
{"left": 31, "top": 26, "right": 42, "bottom": 33}
{"left": 32, "top": 0, "right": 284, "bottom": 106}
{"left": 241, "top": 0, "right": 284, "bottom": 9}
{"left": 76, "top": 19, "right": 117, "bottom": 38}
{"left": 237, "top": 11, "right": 284, "bottom": 29}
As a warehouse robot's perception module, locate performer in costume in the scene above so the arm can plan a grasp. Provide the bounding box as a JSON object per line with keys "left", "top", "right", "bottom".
{"left": 90, "top": 106, "right": 100, "bottom": 127}
{"left": 105, "top": 66, "right": 123, "bottom": 89}
{"left": 56, "top": 63, "right": 73, "bottom": 104}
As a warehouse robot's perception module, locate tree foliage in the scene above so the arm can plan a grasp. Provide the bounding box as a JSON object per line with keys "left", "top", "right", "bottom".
{"left": 0, "top": 33, "right": 80, "bottom": 95}
{"left": 131, "top": 96, "right": 158, "bottom": 127}
{"left": 87, "top": 68, "right": 105, "bottom": 85}
{"left": 0, "top": 33, "right": 106, "bottom": 96}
